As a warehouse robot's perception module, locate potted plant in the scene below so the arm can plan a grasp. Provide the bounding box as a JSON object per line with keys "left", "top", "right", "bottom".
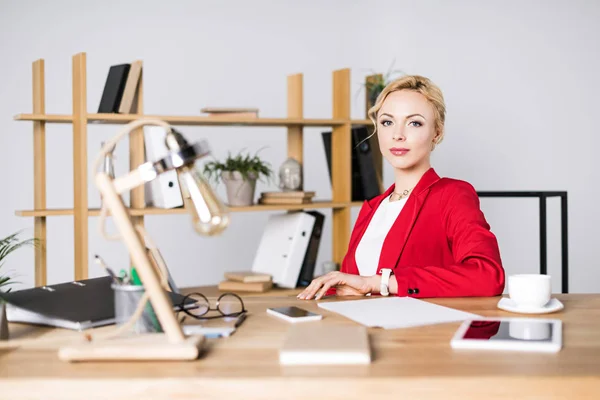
{"left": 203, "top": 149, "right": 273, "bottom": 206}
{"left": 363, "top": 60, "right": 406, "bottom": 111}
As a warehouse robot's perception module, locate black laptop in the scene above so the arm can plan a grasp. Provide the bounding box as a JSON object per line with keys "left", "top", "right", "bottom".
{"left": 0, "top": 276, "right": 195, "bottom": 331}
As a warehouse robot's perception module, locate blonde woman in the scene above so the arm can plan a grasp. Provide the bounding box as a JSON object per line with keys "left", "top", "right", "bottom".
{"left": 298, "top": 75, "right": 504, "bottom": 300}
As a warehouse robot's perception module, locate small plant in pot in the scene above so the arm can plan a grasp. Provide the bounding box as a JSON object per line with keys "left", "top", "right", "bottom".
{"left": 203, "top": 149, "right": 273, "bottom": 207}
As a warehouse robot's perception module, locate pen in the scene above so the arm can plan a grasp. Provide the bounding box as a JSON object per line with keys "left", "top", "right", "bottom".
{"left": 131, "top": 266, "right": 162, "bottom": 332}
{"left": 94, "top": 254, "right": 120, "bottom": 284}
{"left": 118, "top": 269, "right": 130, "bottom": 284}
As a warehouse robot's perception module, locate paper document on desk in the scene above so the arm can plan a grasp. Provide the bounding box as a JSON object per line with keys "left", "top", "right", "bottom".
{"left": 318, "top": 297, "right": 480, "bottom": 329}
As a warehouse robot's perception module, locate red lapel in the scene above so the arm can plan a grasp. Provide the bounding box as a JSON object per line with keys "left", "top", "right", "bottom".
{"left": 376, "top": 168, "right": 441, "bottom": 272}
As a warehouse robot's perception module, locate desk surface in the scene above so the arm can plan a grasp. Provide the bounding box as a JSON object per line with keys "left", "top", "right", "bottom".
{"left": 1, "top": 289, "right": 600, "bottom": 399}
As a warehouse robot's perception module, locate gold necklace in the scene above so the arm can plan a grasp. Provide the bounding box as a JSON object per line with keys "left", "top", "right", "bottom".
{"left": 390, "top": 188, "right": 412, "bottom": 201}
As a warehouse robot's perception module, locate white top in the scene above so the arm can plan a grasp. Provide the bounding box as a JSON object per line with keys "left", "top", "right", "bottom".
{"left": 355, "top": 195, "right": 408, "bottom": 276}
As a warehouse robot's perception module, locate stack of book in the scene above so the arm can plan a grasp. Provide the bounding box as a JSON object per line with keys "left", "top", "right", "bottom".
{"left": 258, "top": 191, "right": 315, "bottom": 205}
{"left": 218, "top": 271, "right": 273, "bottom": 293}
{"left": 200, "top": 107, "right": 259, "bottom": 118}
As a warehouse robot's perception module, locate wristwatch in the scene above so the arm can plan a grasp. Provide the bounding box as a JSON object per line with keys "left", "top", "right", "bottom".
{"left": 380, "top": 268, "right": 393, "bottom": 296}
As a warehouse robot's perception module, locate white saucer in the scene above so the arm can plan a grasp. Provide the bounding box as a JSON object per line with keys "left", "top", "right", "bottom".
{"left": 497, "top": 297, "right": 564, "bottom": 314}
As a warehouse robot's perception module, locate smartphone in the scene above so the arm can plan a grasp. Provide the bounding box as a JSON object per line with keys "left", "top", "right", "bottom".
{"left": 266, "top": 306, "right": 323, "bottom": 323}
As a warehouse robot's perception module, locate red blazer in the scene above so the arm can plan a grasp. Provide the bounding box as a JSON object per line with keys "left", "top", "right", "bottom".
{"left": 338, "top": 168, "right": 505, "bottom": 298}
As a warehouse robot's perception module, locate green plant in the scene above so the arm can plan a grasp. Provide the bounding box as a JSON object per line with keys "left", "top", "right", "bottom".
{"left": 361, "top": 59, "right": 406, "bottom": 106}
{"left": 0, "top": 231, "right": 38, "bottom": 292}
{"left": 203, "top": 148, "right": 273, "bottom": 184}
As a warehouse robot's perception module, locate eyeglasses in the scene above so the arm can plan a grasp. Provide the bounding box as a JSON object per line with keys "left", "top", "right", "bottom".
{"left": 179, "top": 292, "right": 246, "bottom": 321}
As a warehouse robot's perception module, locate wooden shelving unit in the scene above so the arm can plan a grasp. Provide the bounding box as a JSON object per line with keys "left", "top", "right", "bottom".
{"left": 14, "top": 52, "right": 380, "bottom": 286}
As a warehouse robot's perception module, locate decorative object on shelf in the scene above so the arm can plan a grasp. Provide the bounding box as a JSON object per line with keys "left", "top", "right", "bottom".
{"left": 200, "top": 107, "right": 259, "bottom": 119}
{"left": 362, "top": 60, "right": 405, "bottom": 115}
{"left": 0, "top": 231, "right": 38, "bottom": 292}
{"left": 58, "top": 118, "right": 230, "bottom": 362}
{"left": 278, "top": 157, "right": 302, "bottom": 191}
{"left": 204, "top": 149, "right": 273, "bottom": 207}
{"left": 259, "top": 190, "right": 315, "bottom": 205}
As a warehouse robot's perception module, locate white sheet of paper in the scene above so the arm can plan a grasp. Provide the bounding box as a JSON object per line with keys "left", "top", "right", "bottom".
{"left": 317, "top": 297, "right": 480, "bottom": 329}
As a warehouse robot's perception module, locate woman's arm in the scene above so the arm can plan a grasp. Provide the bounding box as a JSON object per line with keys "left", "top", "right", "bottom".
{"left": 378, "top": 181, "right": 505, "bottom": 298}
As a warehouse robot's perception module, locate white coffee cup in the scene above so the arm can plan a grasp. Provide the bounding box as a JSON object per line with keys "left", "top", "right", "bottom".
{"left": 508, "top": 274, "right": 552, "bottom": 308}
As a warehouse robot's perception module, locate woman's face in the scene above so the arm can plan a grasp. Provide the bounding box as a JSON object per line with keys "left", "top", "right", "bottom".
{"left": 376, "top": 90, "right": 438, "bottom": 172}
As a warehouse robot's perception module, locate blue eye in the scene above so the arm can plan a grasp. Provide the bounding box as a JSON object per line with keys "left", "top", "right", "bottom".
{"left": 409, "top": 121, "right": 422, "bottom": 127}
{"left": 380, "top": 120, "right": 393, "bottom": 127}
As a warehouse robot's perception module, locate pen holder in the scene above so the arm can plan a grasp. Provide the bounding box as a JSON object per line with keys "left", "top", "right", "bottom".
{"left": 112, "top": 284, "right": 163, "bottom": 334}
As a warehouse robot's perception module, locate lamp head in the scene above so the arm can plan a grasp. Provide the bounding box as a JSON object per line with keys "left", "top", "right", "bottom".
{"left": 158, "top": 128, "right": 230, "bottom": 236}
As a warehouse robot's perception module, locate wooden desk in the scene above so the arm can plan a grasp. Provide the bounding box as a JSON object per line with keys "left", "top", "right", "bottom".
{"left": 1, "top": 291, "right": 600, "bottom": 399}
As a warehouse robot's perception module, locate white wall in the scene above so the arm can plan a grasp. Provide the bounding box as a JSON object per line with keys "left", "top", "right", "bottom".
{"left": 1, "top": 0, "right": 598, "bottom": 293}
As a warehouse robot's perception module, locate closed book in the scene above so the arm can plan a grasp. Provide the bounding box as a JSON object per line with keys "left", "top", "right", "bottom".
{"left": 260, "top": 191, "right": 315, "bottom": 199}
{"left": 201, "top": 107, "right": 259, "bottom": 114}
{"left": 98, "top": 64, "right": 131, "bottom": 113}
{"left": 118, "top": 60, "right": 143, "bottom": 114}
{"left": 258, "top": 197, "right": 312, "bottom": 205}
{"left": 218, "top": 280, "right": 273, "bottom": 293}
{"left": 224, "top": 271, "right": 272, "bottom": 283}
{"left": 279, "top": 324, "right": 371, "bottom": 365}
{"left": 206, "top": 112, "right": 258, "bottom": 118}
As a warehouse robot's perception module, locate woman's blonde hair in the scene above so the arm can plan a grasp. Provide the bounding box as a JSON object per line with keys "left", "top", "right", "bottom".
{"left": 368, "top": 75, "right": 446, "bottom": 145}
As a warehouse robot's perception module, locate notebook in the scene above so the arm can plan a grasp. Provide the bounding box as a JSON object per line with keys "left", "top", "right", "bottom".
{"left": 318, "top": 297, "right": 480, "bottom": 329}
{"left": 0, "top": 276, "right": 194, "bottom": 331}
{"left": 279, "top": 324, "right": 371, "bottom": 365}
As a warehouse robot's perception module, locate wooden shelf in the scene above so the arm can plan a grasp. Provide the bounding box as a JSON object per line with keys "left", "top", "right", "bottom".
{"left": 14, "top": 114, "right": 373, "bottom": 127}
{"left": 14, "top": 113, "right": 354, "bottom": 127}
{"left": 13, "top": 114, "right": 74, "bottom": 123}
{"left": 15, "top": 201, "right": 352, "bottom": 217}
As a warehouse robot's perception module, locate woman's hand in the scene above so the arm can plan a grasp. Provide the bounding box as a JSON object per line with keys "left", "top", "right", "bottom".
{"left": 335, "top": 285, "right": 366, "bottom": 297}
{"left": 297, "top": 271, "right": 379, "bottom": 300}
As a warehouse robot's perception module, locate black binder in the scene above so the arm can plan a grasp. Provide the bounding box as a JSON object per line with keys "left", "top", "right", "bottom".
{"left": 322, "top": 125, "right": 382, "bottom": 201}
{"left": 297, "top": 211, "right": 325, "bottom": 287}
{"left": 0, "top": 276, "right": 194, "bottom": 331}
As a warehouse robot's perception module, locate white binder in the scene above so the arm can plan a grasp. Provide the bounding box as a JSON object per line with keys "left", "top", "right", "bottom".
{"left": 251, "top": 212, "right": 316, "bottom": 289}
{"left": 143, "top": 126, "right": 184, "bottom": 209}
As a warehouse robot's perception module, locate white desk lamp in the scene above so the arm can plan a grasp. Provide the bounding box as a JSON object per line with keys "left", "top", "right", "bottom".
{"left": 58, "top": 119, "right": 230, "bottom": 362}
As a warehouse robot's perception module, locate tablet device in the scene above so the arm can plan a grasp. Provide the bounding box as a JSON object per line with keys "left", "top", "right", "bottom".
{"left": 450, "top": 317, "right": 562, "bottom": 353}
{"left": 267, "top": 306, "right": 323, "bottom": 323}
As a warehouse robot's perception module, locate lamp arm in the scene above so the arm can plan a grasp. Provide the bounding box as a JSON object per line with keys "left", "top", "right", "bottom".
{"left": 92, "top": 119, "right": 172, "bottom": 175}
{"left": 94, "top": 119, "right": 173, "bottom": 242}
